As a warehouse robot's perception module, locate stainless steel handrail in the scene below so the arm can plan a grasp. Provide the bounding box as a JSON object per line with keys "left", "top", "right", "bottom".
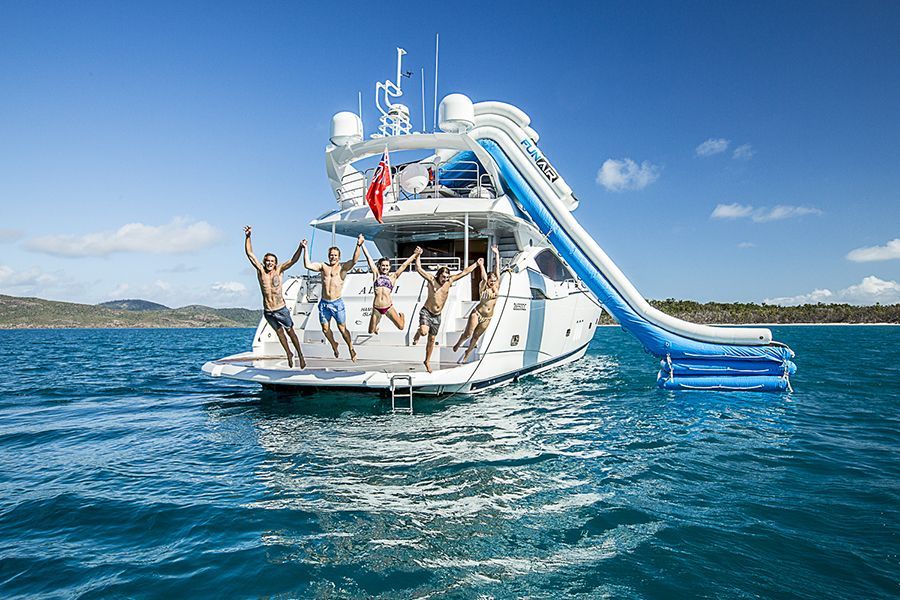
{"left": 353, "top": 256, "right": 461, "bottom": 273}
{"left": 337, "top": 159, "right": 494, "bottom": 207}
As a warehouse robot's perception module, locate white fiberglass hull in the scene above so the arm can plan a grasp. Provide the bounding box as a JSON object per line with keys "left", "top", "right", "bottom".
{"left": 202, "top": 341, "right": 590, "bottom": 396}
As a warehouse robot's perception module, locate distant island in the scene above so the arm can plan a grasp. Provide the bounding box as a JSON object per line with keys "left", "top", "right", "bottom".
{"left": 0, "top": 294, "right": 896, "bottom": 329}
{"left": 97, "top": 299, "right": 171, "bottom": 311}
{"left": 0, "top": 294, "right": 261, "bottom": 329}
{"left": 599, "top": 299, "right": 900, "bottom": 325}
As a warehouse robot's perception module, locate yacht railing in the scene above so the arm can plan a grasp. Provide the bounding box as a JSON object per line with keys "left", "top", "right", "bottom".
{"left": 297, "top": 257, "right": 461, "bottom": 303}
{"left": 299, "top": 255, "right": 462, "bottom": 292}
{"left": 347, "top": 256, "right": 462, "bottom": 273}
{"left": 337, "top": 159, "right": 494, "bottom": 209}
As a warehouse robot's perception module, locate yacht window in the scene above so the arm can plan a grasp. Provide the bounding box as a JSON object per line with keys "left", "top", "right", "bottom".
{"left": 531, "top": 287, "right": 548, "bottom": 300}
{"left": 534, "top": 250, "right": 572, "bottom": 282}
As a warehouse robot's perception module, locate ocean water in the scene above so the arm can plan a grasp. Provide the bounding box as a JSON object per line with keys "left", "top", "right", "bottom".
{"left": 0, "top": 326, "right": 897, "bottom": 599}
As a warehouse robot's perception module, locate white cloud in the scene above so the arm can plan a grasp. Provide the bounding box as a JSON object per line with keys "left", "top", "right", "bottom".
{"left": 710, "top": 203, "right": 822, "bottom": 222}
{"left": 737, "top": 242, "right": 755, "bottom": 248}
{"left": 711, "top": 203, "right": 755, "bottom": 219}
{"left": 104, "top": 280, "right": 172, "bottom": 302}
{"left": 732, "top": 144, "right": 754, "bottom": 160}
{"left": 0, "top": 228, "right": 24, "bottom": 243}
{"left": 695, "top": 138, "right": 730, "bottom": 157}
{"left": 108, "top": 283, "right": 131, "bottom": 299}
{"left": 211, "top": 281, "right": 248, "bottom": 295}
{"left": 0, "top": 264, "right": 93, "bottom": 301}
{"left": 0, "top": 265, "right": 57, "bottom": 288}
{"left": 846, "top": 238, "right": 900, "bottom": 262}
{"left": 752, "top": 205, "right": 822, "bottom": 222}
{"left": 596, "top": 158, "right": 660, "bottom": 192}
{"left": 765, "top": 276, "right": 900, "bottom": 306}
{"left": 158, "top": 263, "right": 199, "bottom": 273}
{"left": 25, "top": 217, "right": 222, "bottom": 257}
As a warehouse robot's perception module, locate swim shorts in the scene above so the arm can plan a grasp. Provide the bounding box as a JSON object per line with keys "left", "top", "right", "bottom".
{"left": 319, "top": 298, "right": 347, "bottom": 325}
{"left": 418, "top": 306, "right": 442, "bottom": 336}
{"left": 264, "top": 306, "right": 294, "bottom": 330}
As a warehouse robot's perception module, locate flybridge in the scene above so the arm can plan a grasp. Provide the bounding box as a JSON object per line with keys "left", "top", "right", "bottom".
{"left": 520, "top": 138, "right": 560, "bottom": 183}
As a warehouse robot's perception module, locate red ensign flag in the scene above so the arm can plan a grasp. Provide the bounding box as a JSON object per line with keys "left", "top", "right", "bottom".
{"left": 365, "top": 148, "right": 391, "bottom": 223}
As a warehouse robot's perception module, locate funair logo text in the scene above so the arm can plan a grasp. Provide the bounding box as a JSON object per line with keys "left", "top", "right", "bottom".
{"left": 520, "top": 139, "right": 560, "bottom": 183}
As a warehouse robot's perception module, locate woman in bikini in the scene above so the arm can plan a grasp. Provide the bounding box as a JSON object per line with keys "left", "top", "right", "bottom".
{"left": 453, "top": 245, "right": 501, "bottom": 363}
{"left": 360, "top": 245, "right": 418, "bottom": 334}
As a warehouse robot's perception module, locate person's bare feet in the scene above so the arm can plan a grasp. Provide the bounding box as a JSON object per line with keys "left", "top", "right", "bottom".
{"left": 350, "top": 348, "right": 358, "bottom": 362}
{"left": 463, "top": 345, "right": 476, "bottom": 363}
{"left": 453, "top": 339, "right": 462, "bottom": 352}
{"left": 329, "top": 339, "right": 339, "bottom": 358}
{"left": 298, "top": 355, "right": 306, "bottom": 369}
{"left": 286, "top": 354, "right": 294, "bottom": 368}
{"left": 423, "top": 360, "right": 432, "bottom": 373}
{"left": 412, "top": 332, "right": 420, "bottom": 346}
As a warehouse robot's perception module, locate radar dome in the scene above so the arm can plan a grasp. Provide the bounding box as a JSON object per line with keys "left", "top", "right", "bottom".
{"left": 330, "top": 111, "right": 363, "bottom": 146}
{"left": 439, "top": 94, "right": 474, "bottom": 134}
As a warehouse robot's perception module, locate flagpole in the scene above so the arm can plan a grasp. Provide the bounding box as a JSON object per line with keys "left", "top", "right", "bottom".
{"left": 433, "top": 33, "right": 439, "bottom": 133}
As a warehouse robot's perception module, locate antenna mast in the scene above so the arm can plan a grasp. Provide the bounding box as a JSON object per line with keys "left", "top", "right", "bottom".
{"left": 372, "top": 47, "right": 412, "bottom": 138}
{"left": 432, "top": 34, "right": 439, "bottom": 133}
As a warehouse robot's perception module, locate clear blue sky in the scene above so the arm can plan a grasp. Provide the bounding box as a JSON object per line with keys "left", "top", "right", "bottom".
{"left": 1, "top": 1, "right": 898, "bottom": 308}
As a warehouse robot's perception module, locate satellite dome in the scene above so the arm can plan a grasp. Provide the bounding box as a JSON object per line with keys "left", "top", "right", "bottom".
{"left": 330, "top": 111, "right": 363, "bottom": 146}
{"left": 439, "top": 94, "right": 475, "bottom": 134}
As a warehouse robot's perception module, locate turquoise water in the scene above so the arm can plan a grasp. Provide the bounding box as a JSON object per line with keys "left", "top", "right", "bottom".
{"left": 0, "top": 326, "right": 897, "bottom": 598}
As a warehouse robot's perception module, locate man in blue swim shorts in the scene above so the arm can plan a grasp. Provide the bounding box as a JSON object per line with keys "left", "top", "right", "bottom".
{"left": 300, "top": 234, "right": 364, "bottom": 362}
{"left": 244, "top": 226, "right": 306, "bottom": 368}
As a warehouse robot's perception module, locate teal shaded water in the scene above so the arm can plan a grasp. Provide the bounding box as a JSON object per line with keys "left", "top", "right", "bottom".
{"left": 0, "top": 326, "right": 897, "bottom": 598}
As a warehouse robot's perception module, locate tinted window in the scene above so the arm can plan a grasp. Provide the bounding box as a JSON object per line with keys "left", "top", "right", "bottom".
{"left": 534, "top": 250, "right": 572, "bottom": 282}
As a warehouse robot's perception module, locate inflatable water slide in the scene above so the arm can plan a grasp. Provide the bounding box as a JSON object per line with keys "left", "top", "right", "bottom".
{"left": 458, "top": 99, "right": 796, "bottom": 391}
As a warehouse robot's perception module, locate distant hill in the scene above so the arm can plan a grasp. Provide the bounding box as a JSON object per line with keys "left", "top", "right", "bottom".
{"left": 1, "top": 293, "right": 896, "bottom": 330}
{"left": 597, "top": 299, "right": 900, "bottom": 325}
{"left": 0, "top": 294, "right": 261, "bottom": 329}
{"left": 97, "top": 299, "right": 170, "bottom": 311}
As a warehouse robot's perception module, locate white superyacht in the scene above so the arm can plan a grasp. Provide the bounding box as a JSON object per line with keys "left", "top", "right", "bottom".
{"left": 203, "top": 50, "right": 796, "bottom": 400}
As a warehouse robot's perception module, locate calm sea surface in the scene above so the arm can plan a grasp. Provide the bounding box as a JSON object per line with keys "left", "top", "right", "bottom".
{"left": 0, "top": 326, "right": 897, "bottom": 599}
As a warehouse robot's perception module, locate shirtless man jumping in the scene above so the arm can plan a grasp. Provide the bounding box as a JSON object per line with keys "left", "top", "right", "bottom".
{"left": 413, "top": 247, "right": 480, "bottom": 373}
{"left": 244, "top": 226, "right": 305, "bottom": 369}
{"left": 300, "top": 234, "right": 363, "bottom": 362}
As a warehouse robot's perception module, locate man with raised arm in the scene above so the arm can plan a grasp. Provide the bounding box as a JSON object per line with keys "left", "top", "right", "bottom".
{"left": 244, "top": 226, "right": 306, "bottom": 369}
{"left": 300, "top": 234, "right": 364, "bottom": 362}
{"left": 413, "top": 247, "right": 480, "bottom": 373}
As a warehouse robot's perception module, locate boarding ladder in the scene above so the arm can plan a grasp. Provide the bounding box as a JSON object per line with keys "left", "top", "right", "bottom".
{"left": 390, "top": 375, "right": 413, "bottom": 414}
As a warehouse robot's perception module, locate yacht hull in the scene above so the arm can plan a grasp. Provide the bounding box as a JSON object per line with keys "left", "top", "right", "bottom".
{"left": 202, "top": 341, "right": 590, "bottom": 396}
